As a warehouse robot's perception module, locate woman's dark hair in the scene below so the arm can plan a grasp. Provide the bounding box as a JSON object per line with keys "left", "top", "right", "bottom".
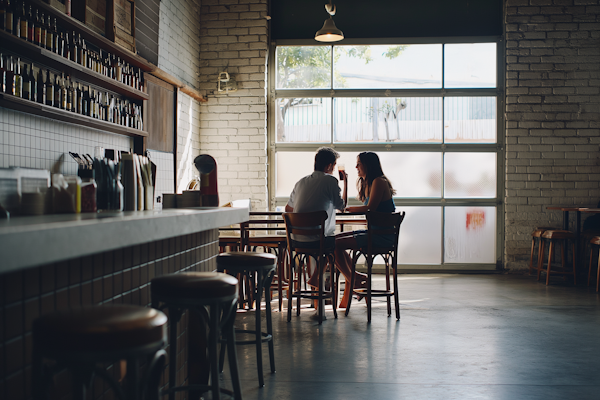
{"left": 356, "top": 152, "right": 396, "bottom": 202}
{"left": 314, "top": 147, "right": 339, "bottom": 172}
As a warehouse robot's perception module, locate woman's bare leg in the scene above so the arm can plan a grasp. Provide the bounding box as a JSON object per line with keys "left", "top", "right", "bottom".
{"left": 334, "top": 235, "right": 367, "bottom": 308}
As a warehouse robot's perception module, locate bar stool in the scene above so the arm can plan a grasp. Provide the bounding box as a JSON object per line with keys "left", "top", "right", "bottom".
{"left": 217, "top": 252, "right": 277, "bottom": 388}
{"left": 151, "top": 272, "right": 241, "bottom": 400}
{"left": 587, "top": 236, "right": 600, "bottom": 292}
{"left": 529, "top": 227, "right": 558, "bottom": 275}
{"left": 538, "top": 230, "right": 577, "bottom": 285}
{"left": 32, "top": 305, "right": 168, "bottom": 400}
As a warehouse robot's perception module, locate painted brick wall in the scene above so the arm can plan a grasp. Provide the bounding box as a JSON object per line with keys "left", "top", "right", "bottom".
{"left": 504, "top": 0, "right": 600, "bottom": 270}
{"left": 158, "top": 0, "right": 204, "bottom": 193}
{"left": 197, "top": 0, "right": 269, "bottom": 211}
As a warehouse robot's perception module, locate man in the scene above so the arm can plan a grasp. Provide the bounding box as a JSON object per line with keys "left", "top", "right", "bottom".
{"left": 285, "top": 147, "right": 347, "bottom": 248}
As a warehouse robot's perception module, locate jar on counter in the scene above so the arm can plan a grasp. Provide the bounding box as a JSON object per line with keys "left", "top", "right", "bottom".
{"left": 78, "top": 169, "right": 97, "bottom": 213}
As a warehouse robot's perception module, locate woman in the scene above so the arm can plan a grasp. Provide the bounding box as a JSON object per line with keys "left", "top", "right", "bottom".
{"left": 335, "top": 152, "right": 396, "bottom": 308}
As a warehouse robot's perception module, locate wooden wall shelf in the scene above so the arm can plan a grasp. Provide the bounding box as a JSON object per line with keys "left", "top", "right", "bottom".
{"left": 1, "top": 31, "right": 149, "bottom": 101}
{"left": 31, "top": 0, "right": 154, "bottom": 71}
{"left": 0, "top": 93, "right": 148, "bottom": 139}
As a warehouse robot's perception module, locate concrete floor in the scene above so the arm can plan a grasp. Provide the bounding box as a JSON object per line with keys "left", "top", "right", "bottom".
{"left": 222, "top": 274, "right": 600, "bottom": 400}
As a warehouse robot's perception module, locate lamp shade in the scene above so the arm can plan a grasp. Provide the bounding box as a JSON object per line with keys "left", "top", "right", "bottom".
{"left": 315, "top": 17, "right": 344, "bottom": 42}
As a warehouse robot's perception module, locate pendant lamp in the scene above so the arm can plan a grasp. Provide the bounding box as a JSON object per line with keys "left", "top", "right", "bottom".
{"left": 315, "top": 1, "right": 344, "bottom": 42}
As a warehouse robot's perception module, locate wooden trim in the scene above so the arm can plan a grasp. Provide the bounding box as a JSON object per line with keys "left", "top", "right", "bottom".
{"left": 148, "top": 67, "right": 206, "bottom": 102}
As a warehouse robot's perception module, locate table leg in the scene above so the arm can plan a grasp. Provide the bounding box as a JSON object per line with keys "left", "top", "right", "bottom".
{"left": 563, "top": 211, "right": 569, "bottom": 230}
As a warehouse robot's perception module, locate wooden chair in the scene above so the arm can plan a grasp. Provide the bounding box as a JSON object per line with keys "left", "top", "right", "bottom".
{"left": 587, "top": 236, "right": 600, "bottom": 292}
{"left": 283, "top": 211, "right": 338, "bottom": 324}
{"left": 345, "top": 211, "right": 405, "bottom": 322}
{"left": 529, "top": 227, "right": 558, "bottom": 275}
{"left": 538, "top": 230, "right": 577, "bottom": 285}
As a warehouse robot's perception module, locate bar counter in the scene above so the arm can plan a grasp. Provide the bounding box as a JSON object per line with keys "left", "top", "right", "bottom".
{"left": 0, "top": 206, "right": 249, "bottom": 399}
{"left": 0, "top": 207, "right": 249, "bottom": 274}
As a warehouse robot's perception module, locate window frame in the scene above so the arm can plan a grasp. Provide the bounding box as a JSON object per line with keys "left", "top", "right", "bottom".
{"left": 267, "top": 36, "right": 505, "bottom": 271}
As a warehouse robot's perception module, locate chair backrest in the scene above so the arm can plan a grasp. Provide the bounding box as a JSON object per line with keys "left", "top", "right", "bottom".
{"left": 365, "top": 211, "right": 406, "bottom": 254}
{"left": 282, "top": 211, "right": 329, "bottom": 257}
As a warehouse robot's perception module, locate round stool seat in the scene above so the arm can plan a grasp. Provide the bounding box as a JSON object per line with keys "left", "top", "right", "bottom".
{"left": 532, "top": 227, "right": 557, "bottom": 238}
{"left": 33, "top": 305, "right": 167, "bottom": 355}
{"left": 542, "top": 230, "right": 575, "bottom": 240}
{"left": 151, "top": 272, "right": 238, "bottom": 300}
{"left": 217, "top": 252, "right": 277, "bottom": 273}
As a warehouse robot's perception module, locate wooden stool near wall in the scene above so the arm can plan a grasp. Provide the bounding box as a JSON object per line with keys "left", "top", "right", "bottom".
{"left": 32, "top": 305, "right": 168, "bottom": 400}
{"left": 587, "top": 236, "right": 600, "bottom": 292}
{"left": 217, "top": 252, "right": 277, "bottom": 388}
{"left": 151, "top": 272, "right": 242, "bottom": 400}
{"left": 538, "top": 230, "right": 577, "bottom": 286}
{"left": 529, "top": 227, "right": 558, "bottom": 275}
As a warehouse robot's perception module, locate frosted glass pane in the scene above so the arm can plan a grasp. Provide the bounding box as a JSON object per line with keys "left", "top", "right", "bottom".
{"left": 444, "top": 43, "right": 496, "bottom": 88}
{"left": 276, "top": 98, "right": 331, "bottom": 143}
{"left": 334, "top": 44, "right": 442, "bottom": 89}
{"left": 276, "top": 46, "right": 331, "bottom": 89}
{"left": 444, "top": 97, "right": 496, "bottom": 143}
{"left": 444, "top": 153, "right": 496, "bottom": 198}
{"left": 276, "top": 152, "right": 317, "bottom": 197}
{"left": 377, "top": 153, "right": 442, "bottom": 198}
{"left": 445, "top": 207, "right": 496, "bottom": 263}
{"left": 397, "top": 206, "right": 442, "bottom": 264}
{"left": 334, "top": 97, "right": 442, "bottom": 143}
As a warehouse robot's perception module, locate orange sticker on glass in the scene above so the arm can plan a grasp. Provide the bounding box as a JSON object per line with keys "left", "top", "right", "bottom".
{"left": 466, "top": 209, "right": 485, "bottom": 231}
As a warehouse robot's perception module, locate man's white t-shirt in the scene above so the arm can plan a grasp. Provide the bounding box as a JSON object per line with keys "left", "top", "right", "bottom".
{"left": 287, "top": 171, "right": 345, "bottom": 240}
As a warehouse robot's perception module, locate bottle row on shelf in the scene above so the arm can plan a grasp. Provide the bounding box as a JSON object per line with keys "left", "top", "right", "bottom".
{"left": 0, "top": 0, "right": 145, "bottom": 92}
{"left": 1, "top": 53, "right": 144, "bottom": 130}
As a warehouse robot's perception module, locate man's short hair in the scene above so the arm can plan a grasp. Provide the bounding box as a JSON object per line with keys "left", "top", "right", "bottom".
{"left": 314, "top": 147, "right": 340, "bottom": 171}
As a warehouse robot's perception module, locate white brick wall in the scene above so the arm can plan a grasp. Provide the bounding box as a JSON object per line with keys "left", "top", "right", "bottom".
{"left": 505, "top": 0, "right": 600, "bottom": 270}
{"left": 197, "top": 0, "right": 269, "bottom": 211}
{"left": 159, "top": 0, "right": 203, "bottom": 192}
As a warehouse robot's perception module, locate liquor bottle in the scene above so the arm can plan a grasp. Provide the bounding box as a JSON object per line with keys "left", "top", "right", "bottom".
{"left": 66, "top": 76, "right": 73, "bottom": 112}
{"left": 21, "top": 62, "right": 30, "bottom": 100}
{"left": 75, "top": 82, "right": 82, "bottom": 114}
{"left": 36, "top": 64, "right": 45, "bottom": 104}
{"left": 33, "top": 9, "right": 41, "bottom": 46}
{"left": 18, "top": 1, "right": 26, "bottom": 40}
{"left": 13, "top": 57, "right": 22, "bottom": 97}
{"left": 26, "top": 5, "right": 33, "bottom": 42}
{"left": 53, "top": 72, "right": 60, "bottom": 108}
{"left": 63, "top": 32, "right": 70, "bottom": 61}
{"left": 38, "top": 13, "right": 46, "bottom": 47}
{"left": 5, "top": 55, "right": 14, "bottom": 95}
{"left": 69, "top": 31, "right": 77, "bottom": 63}
{"left": 13, "top": 0, "right": 20, "bottom": 37}
{"left": 0, "top": 54, "right": 5, "bottom": 93}
{"left": 45, "top": 14, "right": 52, "bottom": 51}
{"left": 115, "top": 57, "right": 122, "bottom": 82}
{"left": 53, "top": 18, "right": 61, "bottom": 55}
{"left": 4, "top": 0, "right": 13, "bottom": 34}
{"left": 0, "top": 0, "right": 6, "bottom": 31}
{"left": 45, "top": 69, "right": 53, "bottom": 106}
{"left": 29, "top": 62, "right": 36, "bottom": 100}
{"left": 59, "top": 73, "right": 66, "bottom": 110}
{"left": 78, "top": 34, "right": 85, "bottom": 66}
{"left": 82, "top": 84, "right": 89, "bottom": 116}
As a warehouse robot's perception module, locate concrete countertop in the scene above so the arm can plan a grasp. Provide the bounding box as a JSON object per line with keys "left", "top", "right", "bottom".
{"left": 0, "top": 207, "right": 249, "bottom": 274}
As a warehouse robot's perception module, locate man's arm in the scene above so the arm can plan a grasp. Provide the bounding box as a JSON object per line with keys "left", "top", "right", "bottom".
{"left": 341, "top": 171, "right": 348, "bottom": 209}
{"left": 285, "top": 204, "right": 294, "bottom": 212}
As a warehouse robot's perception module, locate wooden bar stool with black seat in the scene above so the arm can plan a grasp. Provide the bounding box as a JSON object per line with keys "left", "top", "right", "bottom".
{"left": 217, "top": 252, "right": 277, "bottom": 388}
{"left": 345, "top": 211, "right": 405, "bottom": 322}
{"left": 32, "top": 305, "right": 168, "bottom": 400}
{"left": 538, "top": 230, "right": 577, "bottom": 285}
{"left": 283, "top": 211, "right": 338, "bottom": 325}
{"left": 151, "top": 272, "right": 241, "bottom": 400}
{"left": 587, "top": 236, "right": 600, "bottom": 292}
{"left": 529, "top": 227, "right": 558, "bottom": 275}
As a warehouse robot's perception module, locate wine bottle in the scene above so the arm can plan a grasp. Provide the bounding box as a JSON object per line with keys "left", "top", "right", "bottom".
{"left": 78, "top": 34, "right": 85, "bottom": 66}
{"left": 13, "top": 0, "right": 20, "bottom": 37}
{"left": 13, "top": 57, "right": 22, "bottom": 98}
{"left": 45, "top": 69, "right": 53, "bottom": 106}
{"left": 63, "top": 32, "right": 70, "bottom": 60}
{"left": 21, "top": 62, "right": 30, "bottom": 100}
{"left": 36, "top": 64, "right": 45, "bottom": 104}
{"left": 34, "top": 9, "right": 41, "bottom": 46}
{"left": 75, "top": 82, "right": 82, "bottom": 114}
{"left": 66, "top": 76, "right": 73, "bottom": 112}
{"left": 0, "top": 53, "right": 6, "bottom": 93}
{"left": 45, "top": 14, "right": 52, "bottom": 51}
{"left": 4, "top": 0, "right": 13, "bottom": 34}
{"left": 26, "top": 5, "right": 33, "bottom": 42}
{"left": 82, "top": 84, "right": 89, "bottom": 116}
{"left": 18, "top": 1, "right": 26, "bottom": 40}
{"left": 29, "top": 62, "right": 36, "bottom": 100}
{"left": 53, "top": 72, "right": 60, "bottom": 108}
{"left": 53, "top": 19, "right": 61, "bottom": 56}
{"left": 5, "top": 55, "right": 14, "bottom": 95}
{"left": 38, "top": 13, "right": 46, "bottom": 47}
{"left": 69, "top": 31, "right": 77, "bottom": 63}
{"left": 59, "top": 73, "right": 66, "bottom": 110}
